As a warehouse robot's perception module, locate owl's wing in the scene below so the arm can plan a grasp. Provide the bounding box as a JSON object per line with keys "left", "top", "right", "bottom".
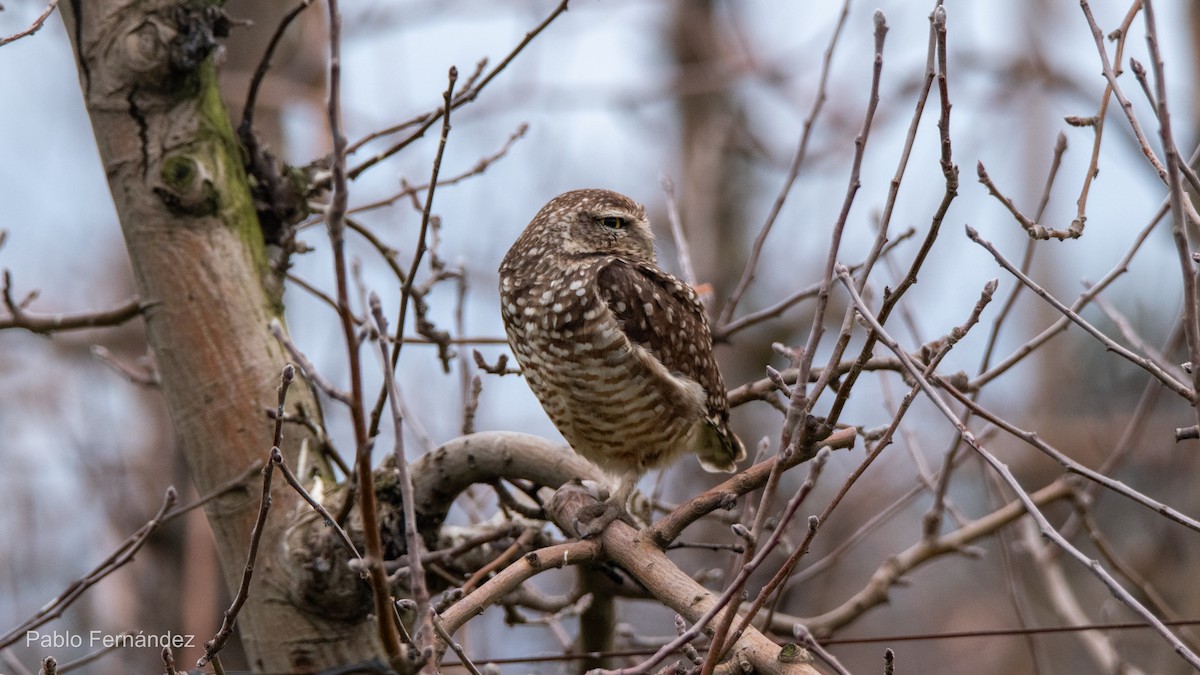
{"left": 596, "top": 259, "right": 745, "bottom": 471}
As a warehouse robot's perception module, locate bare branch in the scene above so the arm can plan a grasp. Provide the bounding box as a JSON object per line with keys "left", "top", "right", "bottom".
{"left": 199, "top": 366, "right": 296, "bottom": 667}
{"left": 0, "top": 272, "right": 142, "bottom": 334}
{"left": 836, "top": 265, "right": 1200, "bottom": 669}
{"left": 0, "top": 488, "right": 177, "bottom": 650}
{"left": 0, "top": 1, "right": 58, "bottom": 47}
{"left": 966, "top": 225, "right": 1193, "bottom": 401}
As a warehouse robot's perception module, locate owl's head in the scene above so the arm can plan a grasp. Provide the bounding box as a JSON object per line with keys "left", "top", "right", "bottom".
{"left": 543, "top": 189, "right": 656, "bottom": 263}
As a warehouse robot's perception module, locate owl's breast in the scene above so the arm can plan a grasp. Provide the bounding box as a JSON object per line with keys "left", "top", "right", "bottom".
{"left": 499, "top": 267, "right": 700, "bottom": 475}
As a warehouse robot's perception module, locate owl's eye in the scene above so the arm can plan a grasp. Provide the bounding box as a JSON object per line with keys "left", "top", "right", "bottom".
{"left": 599, "top": 216, "right": 626, "bottom": 230}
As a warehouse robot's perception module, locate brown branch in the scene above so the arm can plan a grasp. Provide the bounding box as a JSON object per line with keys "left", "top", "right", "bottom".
{"left": 977, "top": 161, "right": 1080, "bottom": 240}
{"left": 348, "top": 123, "right": 528, "bottom": 216}
{"left": 91, "top": 345, "right": 160, "bottom": 387}
{"left": 823, "top": 4, "right": 958, "bottom": 429}
{"left": 459, "top": 527, "right": 537, "bottom": 595}
{"left": 718, "top": 0, "right": 852, "bottom": 327}
{"left": 370, "top": 294, "right": 434, "bottom": 662}
{"left": 0, "top": 0, "right": 58, "bottom": 47}
{"left": 727, "top": 358, "right": 905, "bottom": 408}
{"left": 659, "top": 174, "right": 698, "bottom": 288}
{"left": 1079, "top": 0, "right": 1166, "bottom": 181}
{"left": 239, "top": 0, "right": 315, "bottom": 133}
{"left": 836, "top": 267, "right": 1200, "bottom": 669}
{"left": 322, "top": 0, "right": 402, "bottom": 661}
{"left": 199, "top": 366, "right": 294, "bottom": 667}
{"left": 739, "top": 277, "right": 997, "bottom": 648}
{"left": 439, "top": 540, "right": 600, "bottom": 636}
{"left": 714, "top": 227, "right": 916, "bottom": 342}
{"left": 648, "top": 426, "right": 857, "bottom": 548}
{"left": 975, "top": 131, "right": 1069, "bottom": 376}
{"left": 0, "top": 488, "right": 177, "bottom": 650}
{"left": 727, "top": 31, "right": 891, "bottom": 658}
{"left": 965, "top": 225, "right": 1193, "bottom": 401}
{"left": 971, "top": 202, "right": 1167, "bottom": 388}
{"left": 548, "top": 485, "right": 820, "bottom": 675}
{"left": 1140, "top": 0, "right": 1200, "bottom": 432}
{"left": 269, "top": 319, "right": 353, "bottom": 404}
{"left": 345, "top": 0, "right": 569, "bottom": 180}
{"left": 0, "top": 273, "right": 142, "bottom": 334}
{"left": 272, "top": 446, "right": 360, "bottom": 559}
{"left": 802, "top": 479, "right": 1073, "bottom": 636}
{"left": 1071, "top": 0, "right": 1141, "bottom": 234}
{"left": 936, "top": 379, "right": 1200, "bottom": 534}
{"left": 390, "top": 67, "right": 457, "bottom": 372}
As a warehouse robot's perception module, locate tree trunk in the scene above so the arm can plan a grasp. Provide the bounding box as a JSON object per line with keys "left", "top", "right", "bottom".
{"left": 57, "top": 2, "right": 382, "bottom": 671}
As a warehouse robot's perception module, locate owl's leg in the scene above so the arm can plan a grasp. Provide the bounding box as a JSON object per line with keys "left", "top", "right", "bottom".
{"left": 575, "top": 473, "right": 638, "bottom": 537}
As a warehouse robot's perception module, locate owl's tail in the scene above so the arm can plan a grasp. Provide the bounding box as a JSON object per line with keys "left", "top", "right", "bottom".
{"left": 691, "top": 418, "right": 746, "bottom": 473}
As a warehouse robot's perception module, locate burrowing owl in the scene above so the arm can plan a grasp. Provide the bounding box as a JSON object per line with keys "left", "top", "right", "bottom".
{"left": 499, "top": 189, "right": 745, "bottom": 530}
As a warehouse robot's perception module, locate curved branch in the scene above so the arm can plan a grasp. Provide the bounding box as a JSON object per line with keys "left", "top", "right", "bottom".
{"left": 408, "top": 431, "right": 602, "bottom": 535}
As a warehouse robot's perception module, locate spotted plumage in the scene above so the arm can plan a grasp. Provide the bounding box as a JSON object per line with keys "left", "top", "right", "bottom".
{"left": 499, "top": 189, "right": 745, "bottom": 520}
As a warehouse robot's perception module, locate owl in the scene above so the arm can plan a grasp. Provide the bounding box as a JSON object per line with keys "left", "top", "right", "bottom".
{"left": 499, "top": 189, "right": 745, "bottom": 533}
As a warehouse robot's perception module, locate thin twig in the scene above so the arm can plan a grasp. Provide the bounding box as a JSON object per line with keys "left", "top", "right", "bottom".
{"left": 1140, "top": 0, "right": 1200, "bottom": 431}
{"left": 345, "top": 1, "right": 569, "bottom": 179}
{"left": 391, "top": 67, "right": 457, "bottom": 373}
{"left": 717, "top": 0, "right": 852, "bottom": 327}
{"left": 624, "top": 449, "right": 831, "bottom": 675}
{"left": 348, "top": 124, "right": 528, "bottom": 216}
{"left": 971, "top": 202, "right": 1167, "bottom": 388}
{"left": 1072, "top": 1, "right": 1141, "bottom": 235}
{"left": 823, "top": 4, "right": 957, "bottom": 429}
{"left": 965, "top": 225, "right": 1193, "bottom": 401}
{"left": 439, "top": 540, "right": 601, "bottom": 635}
{"left": 324, "top": 0, "right": 402, "bottom": 660}
{"left": 199, "top": 366, "right": 294, "bottom": 667}
{"left": 977, "top": 161, "right": 1079, "bottom": 240}
{"left": 741, "top": 277, "right": 997, "bottom": 652}
{"left": 239, "top": 0, "right": 316, "bottom": 133}
{"left": 272, "top": 447, "right": 361, "bottom": 558}
{"left": 0, "top": 274, "right": 142, "bottom": 333}
{"left": 715, "top": 228, "right": 916, "bottom": 341}
{"left": 659, "top": 174, "right": 697, "bottom": 288}
{"left": 733, "top": 26, "right": 890, "bottom": 658}
{"left": 0, "top": 0, "right": 58, "bottom": 47}
{"left": 0, "top": 488, "right": 177, "bottom": 649}
{"left": 370, "top": 294, "right": 435, "bottom": 665}
{"left": 431, "top": 614, "right": 482, "bottom": 675}
{"left": 269, "top": 319, "right": 353, "bottom": 404}
{"left": 935, "top": 382, "right": 1200, "bottom": 535}
{"left": 835, "top": 267, "right": 1200, "bottom": 670}
{"left": 1078, "top": 0, "right": 1166, "bottom": 180}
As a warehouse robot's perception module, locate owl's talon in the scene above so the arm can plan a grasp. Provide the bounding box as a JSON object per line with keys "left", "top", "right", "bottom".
{"left": 574, "top": 500, "right": 634, "bottom": 538}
